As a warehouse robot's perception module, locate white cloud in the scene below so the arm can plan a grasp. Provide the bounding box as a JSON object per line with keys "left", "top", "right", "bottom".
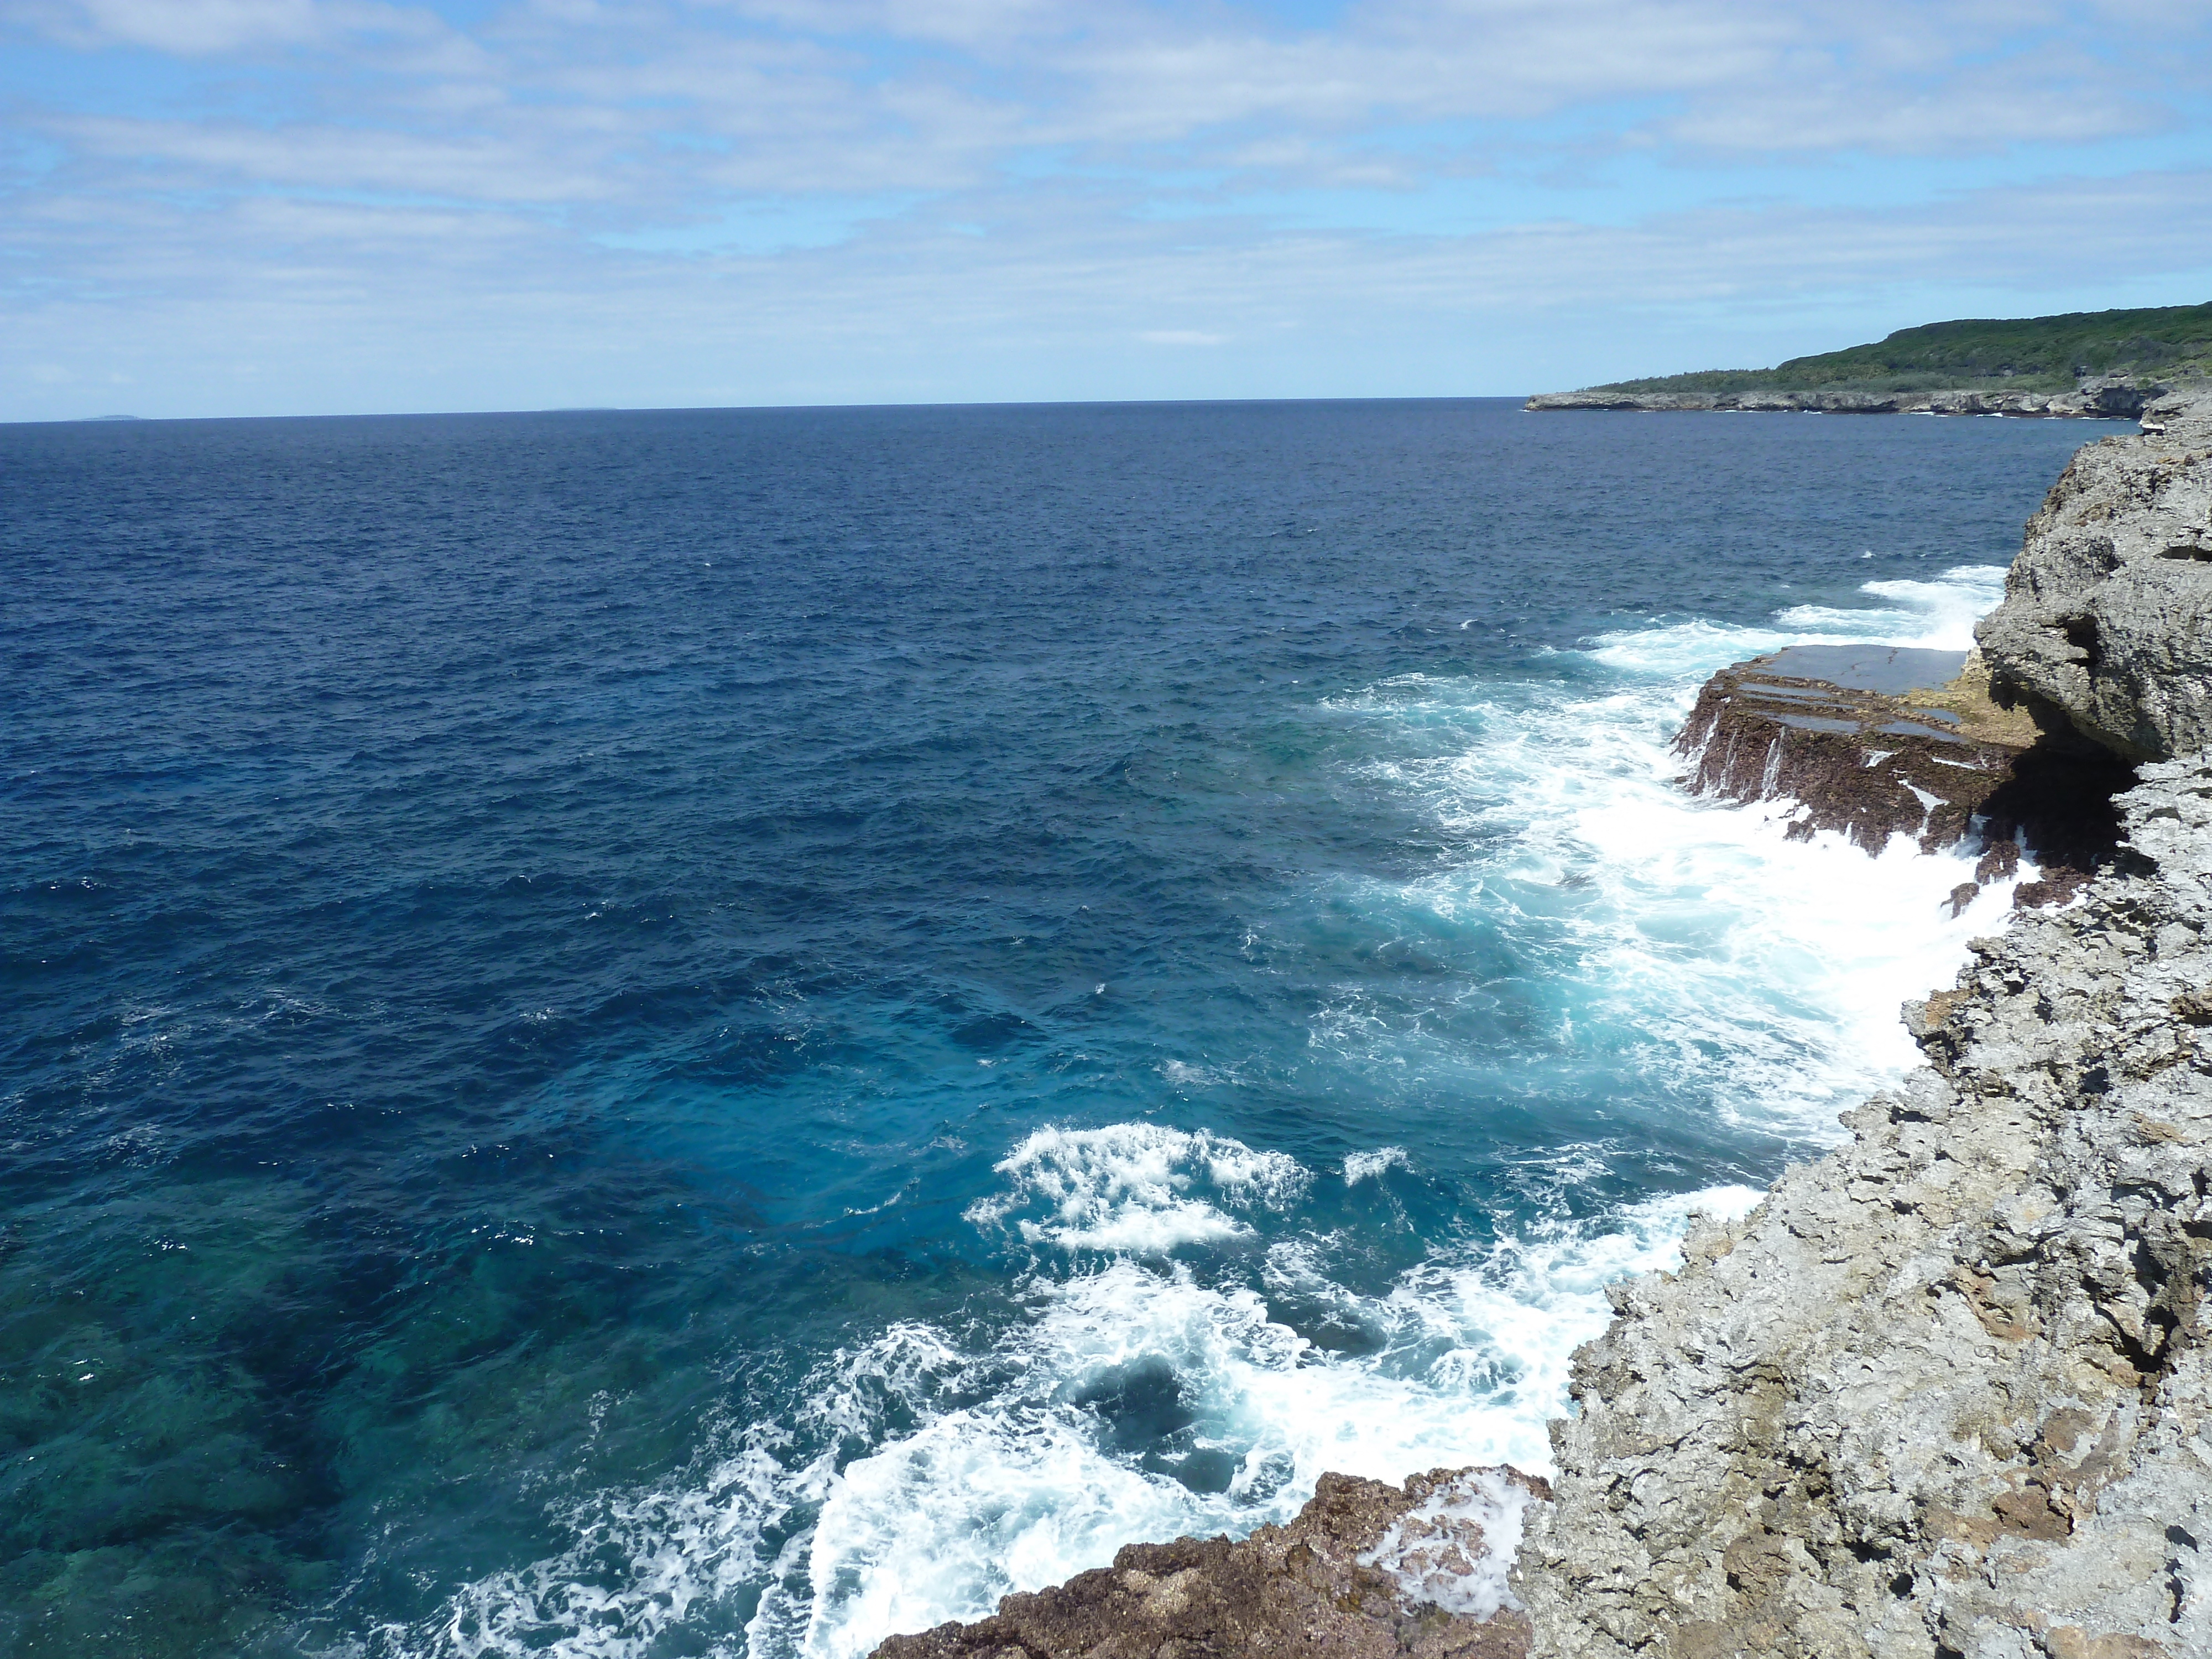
{"left": 4, "top": 0, "right": 2212, "bottom": 414}
{"left": 38, "top": 0, "right": 453, "bottom": 55}
{"left": 61, "top": 116, "right": 615, "bottom": 201}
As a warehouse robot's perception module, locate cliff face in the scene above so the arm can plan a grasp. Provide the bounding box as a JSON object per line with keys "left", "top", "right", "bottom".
{"left": 1524, "top": 402, "right": 2212, "bottom": 1659}
{"left": 1520, "top": 757, "right": 2212, "bottom": 1658}
{"left": 1976, "top": 394, "right": 2212, "bottom": 762}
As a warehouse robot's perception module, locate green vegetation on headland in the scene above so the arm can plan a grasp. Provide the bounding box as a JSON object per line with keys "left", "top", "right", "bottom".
{"left": 1587, "top": 301, "right": 2212, "bottom": 398}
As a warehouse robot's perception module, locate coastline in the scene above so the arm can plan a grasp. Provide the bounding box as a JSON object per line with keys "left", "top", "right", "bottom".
{"left": 1523, "top": 384, "right": 2163, "bottom": 419}
{"left": 1521, "top": 753, "right": 2212, "bottom": 1657}
{"left": 1520, "top": 392, "right": 2212, "bottom": 1658}
{"left": 867, "top": 398, "right": 2212, "bottom": 1659}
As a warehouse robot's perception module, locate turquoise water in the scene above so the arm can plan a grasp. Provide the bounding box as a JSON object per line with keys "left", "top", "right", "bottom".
{"left": 0, "top": 400, "right": 2117, "bottom": 1656}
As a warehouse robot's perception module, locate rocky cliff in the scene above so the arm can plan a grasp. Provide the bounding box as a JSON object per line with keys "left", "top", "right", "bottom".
{"left": 1520, "top": 755, "right": 2212, "bottom": 1658}
{"left": 1976, "top": 393, "right": 2212, "bottom": 761}
{"left": 1522, "top": 400, "right": 2212, "bottom": 1659}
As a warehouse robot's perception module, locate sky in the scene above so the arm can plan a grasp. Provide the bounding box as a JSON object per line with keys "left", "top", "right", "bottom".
{"left": 4, "top": 0, "right": 2212, "bottom": 418}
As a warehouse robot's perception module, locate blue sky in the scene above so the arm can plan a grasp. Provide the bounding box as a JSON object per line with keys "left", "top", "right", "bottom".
{"left": 5, "top": 0, "right": 2212, "bottom": 418}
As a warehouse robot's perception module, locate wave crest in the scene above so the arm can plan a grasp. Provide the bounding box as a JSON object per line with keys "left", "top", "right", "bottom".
{"left": 964, "top": 1124, "right": 1309, "bottom": 1253}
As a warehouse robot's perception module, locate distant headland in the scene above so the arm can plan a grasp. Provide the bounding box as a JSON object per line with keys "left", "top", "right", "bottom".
{"left": 1527, "top": 301, "right": 2212, "bottom": 418}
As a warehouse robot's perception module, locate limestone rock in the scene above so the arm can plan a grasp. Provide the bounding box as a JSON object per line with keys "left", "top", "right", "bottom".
{"left": 1519, "top": 759, "right": 2212, "bottom": 1659}
{"left": 1976, "top": 395, "right": 2212, "bottom": 760}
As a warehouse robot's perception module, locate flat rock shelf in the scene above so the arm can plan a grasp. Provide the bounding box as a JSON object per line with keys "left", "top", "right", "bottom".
{"left": 1672, "top": 641, "right": 2130, "bottom": 909}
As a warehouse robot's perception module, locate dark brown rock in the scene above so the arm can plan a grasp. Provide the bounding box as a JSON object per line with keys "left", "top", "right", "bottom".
{"left": 1673, "top": 653, "right": 2021, "bottom": 854}
{"left": 1975, "top": 839, "right": 2021, "bottom": 883}
{"left": 1673, "top": 647, "right": 2135, "bottom": 905}
{"left": 871, "top": 1468, "right": 1548, "bottom": 1659}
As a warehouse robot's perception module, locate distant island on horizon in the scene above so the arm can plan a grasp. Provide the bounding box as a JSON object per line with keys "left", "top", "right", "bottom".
{"left": 1528, "top": 300, "right": 2212, "bottom": 418}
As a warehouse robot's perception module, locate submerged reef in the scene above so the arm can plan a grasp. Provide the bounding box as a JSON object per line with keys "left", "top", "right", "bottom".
{"left": 872, "top": 402, "right": 2212, "bottom": 1659}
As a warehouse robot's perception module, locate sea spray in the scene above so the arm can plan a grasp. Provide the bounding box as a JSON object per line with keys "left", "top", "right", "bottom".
{"left": 424, "top": 1168, "right": 1764, "bottom": 1659}
{"left": 1323, "top": 563, "right": 2028, "bottom": 1141}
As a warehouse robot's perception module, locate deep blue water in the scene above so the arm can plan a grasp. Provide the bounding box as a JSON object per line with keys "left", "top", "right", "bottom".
{"left": 1, "top": 400, "right": 2117, "bottom": 1657}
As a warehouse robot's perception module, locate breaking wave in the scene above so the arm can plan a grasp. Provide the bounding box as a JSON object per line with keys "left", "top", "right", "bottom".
{"left": 414, "top": 1165, "right": 1760, "bottom": 1659}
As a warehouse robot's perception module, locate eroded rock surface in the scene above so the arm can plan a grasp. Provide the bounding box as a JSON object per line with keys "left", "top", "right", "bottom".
{"left": 1978, "top": 394, "right": 2212, "bottom": 760}
{"left": 874, "top": 1468, "right": 1547, "bottom": 1659}
{"left": 1674, "top": 645, "right": 2027, "bottom": 855}
{"left": 1520, "top": 759, "right": 2212, "bottom": 1659}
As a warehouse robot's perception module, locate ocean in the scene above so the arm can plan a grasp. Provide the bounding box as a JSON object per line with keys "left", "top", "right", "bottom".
{"left": 0, "top": 399, "right": 2122, "bottom": 1657}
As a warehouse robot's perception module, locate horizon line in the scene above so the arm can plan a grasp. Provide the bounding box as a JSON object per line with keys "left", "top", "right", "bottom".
{"left": 2, "top": 392, "right": 1541, "bottom": 429}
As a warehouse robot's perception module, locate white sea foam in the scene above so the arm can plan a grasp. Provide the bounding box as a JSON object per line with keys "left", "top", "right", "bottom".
{"left": 782, "top": 1175, "right": 1757, "bottom": 1659}
{"left": 1343, "top": 1146, "right": 1408, "bottom": 1185}
{"left": 429, "top": 1432, "right": 800, "bottom": 1659}
{"left": 1324, "top": 564, "right": 2028, "bottom": 1137}
{"left": 399, "top": 1168, "right": 1760, "bottom": 1659}
{"left": 1357, "top": 1468, "right": 1533, "bottom": 1620}
{"left": 964, "top": 1123, "right": 1308, "bottom": 1253}
{"left": 1584, "top": 562, "right": 2001, "bottom": 675}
